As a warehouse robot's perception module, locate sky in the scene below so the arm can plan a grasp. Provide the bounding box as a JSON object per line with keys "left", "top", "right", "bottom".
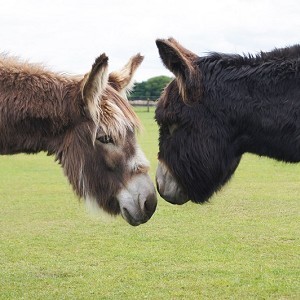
{"left": 1, "top": 0, "right": 300, "bottom": 82}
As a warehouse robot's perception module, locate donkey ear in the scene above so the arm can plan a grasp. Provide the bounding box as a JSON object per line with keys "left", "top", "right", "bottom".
{"left": 81, "top": 53, "right": 109, "bottom": 124}
{"left": 108, "top": 53, "right": 144, "bottom": 97}
{"left": 156, "top": 38, "right": 201, "bottom": 102}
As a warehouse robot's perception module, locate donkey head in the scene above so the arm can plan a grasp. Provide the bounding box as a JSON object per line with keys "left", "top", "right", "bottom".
{"left": 59, "top": 53, "right": 157, "bottom": 226}
{"left": 155, "top": 38, "right": 241, "bottom": 205}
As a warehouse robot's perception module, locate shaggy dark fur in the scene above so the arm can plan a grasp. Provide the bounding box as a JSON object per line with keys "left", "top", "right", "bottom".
{"left": 156, "top": 38, "right": 300, "bottom": 203}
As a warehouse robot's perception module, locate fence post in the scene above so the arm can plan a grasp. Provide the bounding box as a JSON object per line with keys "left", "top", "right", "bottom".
{"left": 147, "top": 98, "right": 150, "bottom": 112}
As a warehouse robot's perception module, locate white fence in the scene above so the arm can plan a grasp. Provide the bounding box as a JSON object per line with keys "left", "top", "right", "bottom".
{"left": 129, "top": 100, "right": 157, "bottom": 107}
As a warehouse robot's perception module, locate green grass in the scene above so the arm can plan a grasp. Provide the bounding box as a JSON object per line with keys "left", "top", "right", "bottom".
{"left": 0, "top": 106, "right": 299, "bottom": 299}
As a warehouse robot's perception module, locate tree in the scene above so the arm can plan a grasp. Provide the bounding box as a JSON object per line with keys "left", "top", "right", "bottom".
{"left": 129, "top": 76, "right": 172, "bottom": 100}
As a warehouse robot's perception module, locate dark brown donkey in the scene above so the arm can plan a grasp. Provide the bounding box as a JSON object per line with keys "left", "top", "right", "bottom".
{"left": 155, "top": 38, "right": 300, "bottom": 206}
{"left": 0, "top": 52, "right": 157, "bottom": 226}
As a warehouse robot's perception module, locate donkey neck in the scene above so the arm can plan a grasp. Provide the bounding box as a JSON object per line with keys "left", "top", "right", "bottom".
{"left": 0, "top": 57, "right": 83, "bottom": 155}
{"left": 207, "top": 59, "right": 300, "bottom": 162}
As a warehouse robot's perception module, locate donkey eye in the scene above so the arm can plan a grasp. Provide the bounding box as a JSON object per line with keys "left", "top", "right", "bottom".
{"left": 97, "top": 135, "right": 114, "bottom": 144}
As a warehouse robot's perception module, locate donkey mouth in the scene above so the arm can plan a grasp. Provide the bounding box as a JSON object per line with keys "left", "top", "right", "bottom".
{"left": 121, "top": 207, "right": 145, "bottom": 226}
{"left": 156, "top": 186, "right": 189, "bottom": 205}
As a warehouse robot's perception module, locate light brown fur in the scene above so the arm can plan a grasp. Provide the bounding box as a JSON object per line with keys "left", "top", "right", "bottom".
{"left": 0, "top": 53, "right": 156, "bottom": 223}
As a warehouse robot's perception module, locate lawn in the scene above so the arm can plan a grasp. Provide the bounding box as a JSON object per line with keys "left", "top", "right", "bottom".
{"left": 0, "top": 107, "right": 299, "bottom": 299}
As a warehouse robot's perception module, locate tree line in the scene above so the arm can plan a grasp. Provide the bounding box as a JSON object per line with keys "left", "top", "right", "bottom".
{"left": 129, "top": 76, "right": 172, "bottom": 100}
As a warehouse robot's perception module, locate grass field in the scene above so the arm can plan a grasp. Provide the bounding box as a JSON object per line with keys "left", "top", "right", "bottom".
{"left": 0, "top": 107, "right": 299, "bottom": 299}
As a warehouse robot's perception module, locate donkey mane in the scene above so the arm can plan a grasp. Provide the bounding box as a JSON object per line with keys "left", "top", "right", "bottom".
{"left": 0, "top": 53, "right": 81, "bottom": 128}
{"left": 198, "top": 45, "right": 300, "bottom": 86}
{"left": 0, "top": 53, "right": 77, "bottom": 83}
{"left": 202, "top": 44, "right": 300, "bottom": 66}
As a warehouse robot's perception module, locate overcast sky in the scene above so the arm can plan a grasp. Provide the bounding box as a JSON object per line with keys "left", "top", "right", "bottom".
{"left": 1, "top": 0, "right": 299, "bottom": 81}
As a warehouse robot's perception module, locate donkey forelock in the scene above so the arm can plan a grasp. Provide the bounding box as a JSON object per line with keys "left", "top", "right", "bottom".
{"left": 99, "top": 85, "right": 141, "bottom": 141}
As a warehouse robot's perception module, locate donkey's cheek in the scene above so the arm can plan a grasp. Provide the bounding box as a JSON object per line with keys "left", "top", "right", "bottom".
{"left": 127, "top": 144, "right": 150, "bottom": 174}
{"left": 96, "top": 144, "right": 123, "bottom": 170}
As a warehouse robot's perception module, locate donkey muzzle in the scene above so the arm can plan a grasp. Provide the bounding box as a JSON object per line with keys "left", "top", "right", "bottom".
{"left": 117, "top": 173, "right": 157, "bottom": 226}
{"left": 156, "top": 162, "right": 189, "bottom": 205}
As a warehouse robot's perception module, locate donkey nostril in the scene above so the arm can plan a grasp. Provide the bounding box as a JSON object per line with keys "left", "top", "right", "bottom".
{"left": 143, "top": 193, "right": 157, "bottom": 218}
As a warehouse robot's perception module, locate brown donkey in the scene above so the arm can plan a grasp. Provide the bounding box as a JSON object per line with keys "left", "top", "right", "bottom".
{"left": 0, "top": 52, "right": 157, "bottom": 226}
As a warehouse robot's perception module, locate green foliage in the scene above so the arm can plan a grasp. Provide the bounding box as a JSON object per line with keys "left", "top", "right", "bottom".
{"left": 129, "top": 76, "right": 172, "bottom": 100}
{"left": 0, "top": 107, "right": 299, "bottom": 299}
